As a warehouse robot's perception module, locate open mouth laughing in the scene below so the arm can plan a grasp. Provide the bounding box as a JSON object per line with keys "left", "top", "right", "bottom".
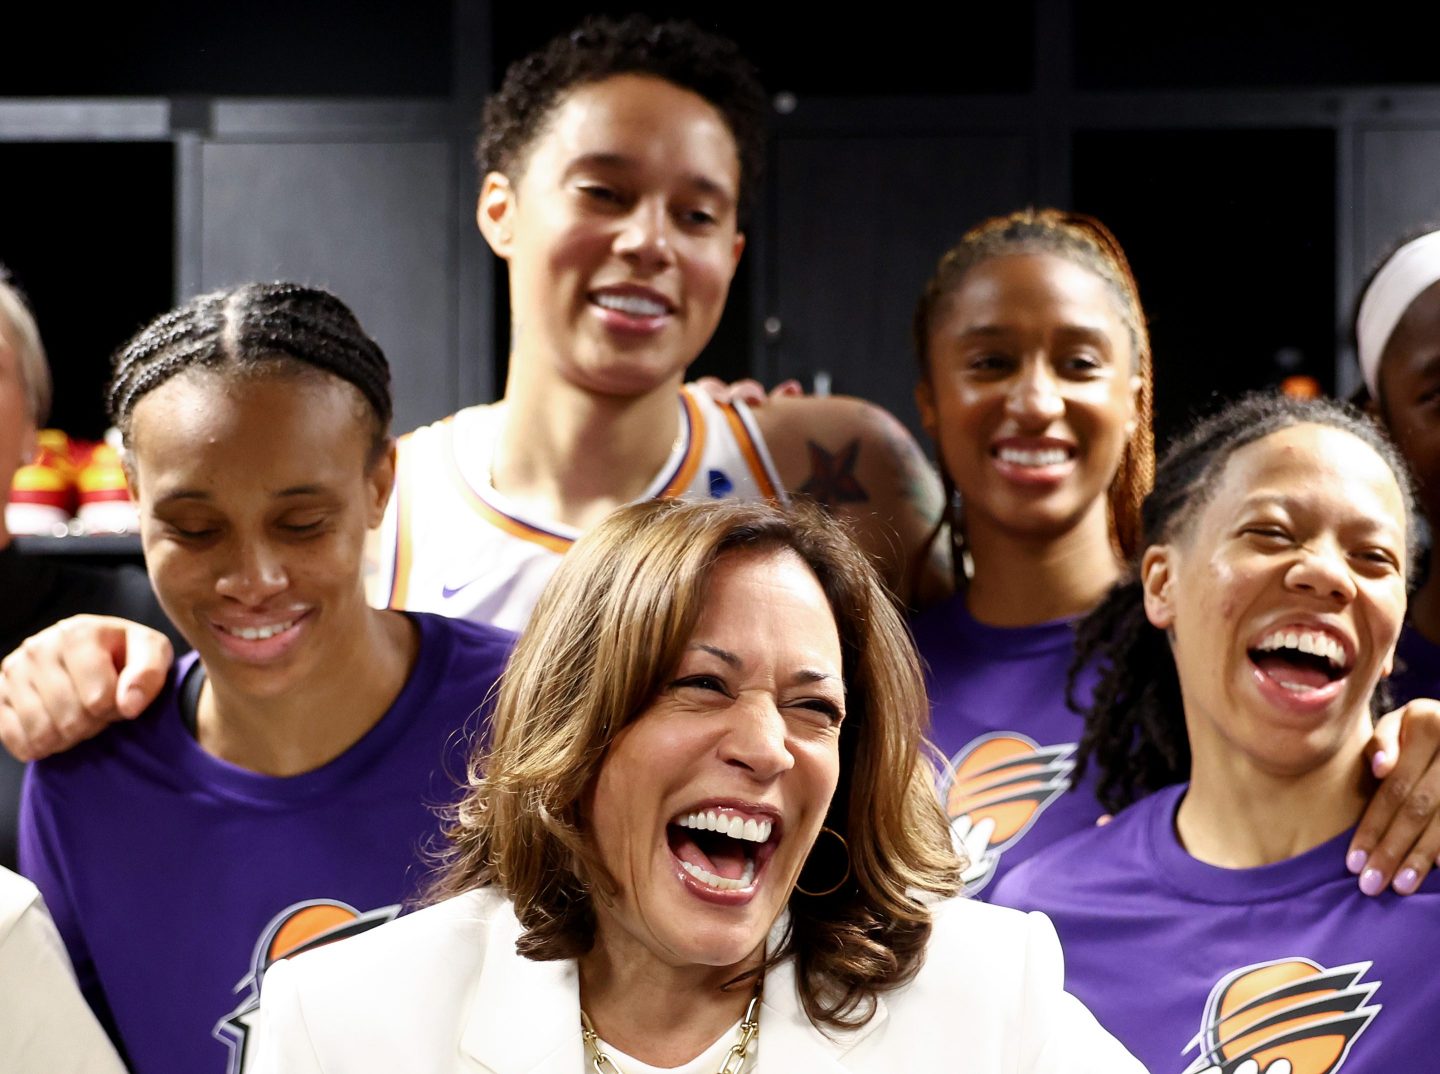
{"left": 666, "top": 803, "right": 782, "bottom": 899}
{"left": 1246, "top": 623, "right": 1355, "bottom": 706}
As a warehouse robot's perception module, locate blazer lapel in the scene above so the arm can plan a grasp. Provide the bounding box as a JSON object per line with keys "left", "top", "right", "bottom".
{"left": 757, "top": 954, "right": 888, "bottom": 1072}
{"left": 459, "top": 903, "right": 586, "bottom": 1074}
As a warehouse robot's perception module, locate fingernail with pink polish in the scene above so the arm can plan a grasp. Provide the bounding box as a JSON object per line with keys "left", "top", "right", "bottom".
{"left": 1371, "top": 750, "right": 1390, "bottom": 776}
{"left": 1346, "top": 849, "right": 1368, "bottom": 875}
{"left": 1360, "top": 868, "right": 1386, "bottom": 896}
{"left": 1394, "top": 868, "right": 1421, "bottom": 895}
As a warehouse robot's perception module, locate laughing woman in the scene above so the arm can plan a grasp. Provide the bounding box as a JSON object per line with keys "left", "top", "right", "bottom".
{"left": 994, "top": 395, "right": 1440, "bottom": 1072}
{"left": 255, "top": 499, "right": 1141, "bottom": 1073}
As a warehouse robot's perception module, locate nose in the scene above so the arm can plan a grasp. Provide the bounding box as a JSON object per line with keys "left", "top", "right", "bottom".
{"left": 1004, "top": 359, "right": 1066, "bottom": 428}
{"left": 719, "top": 695, "right": 796, "bottom": 782}
{"left": 1285, "top": 541, "right": 1357, "bottom": 604}
{"left": 214, "top": 540, "right": 289, "bottom": 605}
{"left": 612, "top": 200, "right": 674, "bottom": 274}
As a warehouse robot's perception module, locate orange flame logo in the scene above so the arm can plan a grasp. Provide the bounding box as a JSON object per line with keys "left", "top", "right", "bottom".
{"left": 1180, "top": 958, "right": 1380, "bottom": 1074}
{"left": 941, "top": 733, "right": 1075, "bottom": 890}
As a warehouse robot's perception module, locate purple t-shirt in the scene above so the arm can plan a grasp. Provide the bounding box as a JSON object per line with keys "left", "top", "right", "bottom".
{"left": 19, "top": 612, "right": 512, "bottom": 1074}
{"left": 911, "top": 594, "right": 1105, "bottom": 897}
{"left": 995, "top": 783, "right": 1440, "bottom": 1074}
{"left": 1388, "top": 622, "right": 1440, "bottom": 707}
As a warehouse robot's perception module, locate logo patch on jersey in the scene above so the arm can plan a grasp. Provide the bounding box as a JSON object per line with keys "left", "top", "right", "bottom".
{"left": 940, "top": 732, "right": 1075, "bottom": 891}
{"left": 707, "top": 468, "right": 735, "bottom": 497}
{"left": 215, "top": 898, "right": 401, "bottom": 1074}
{"left": 1180, "top": 958, "right": 1381, "bottom": 1074}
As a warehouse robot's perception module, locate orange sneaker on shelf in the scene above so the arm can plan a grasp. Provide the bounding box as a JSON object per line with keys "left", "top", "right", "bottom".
{"left": 75, "top": 435, "right": 139, "bottom": 534}
{"left": 6, "top": 428, "right": 77, "bottom": 536}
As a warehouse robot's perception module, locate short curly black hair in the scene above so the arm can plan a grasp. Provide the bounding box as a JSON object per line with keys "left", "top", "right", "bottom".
{"left": 476, "top": 14, "right": 767, "bottom": 222}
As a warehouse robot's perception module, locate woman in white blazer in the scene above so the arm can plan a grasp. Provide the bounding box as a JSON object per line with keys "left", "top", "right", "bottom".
{"left": 256, "top": 499, "right": 1142, "bottom": 1073}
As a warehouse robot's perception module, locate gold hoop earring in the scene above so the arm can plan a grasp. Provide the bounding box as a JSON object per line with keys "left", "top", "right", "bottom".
{"left": 795, "top": 826, "right": 851, "bottom": 897}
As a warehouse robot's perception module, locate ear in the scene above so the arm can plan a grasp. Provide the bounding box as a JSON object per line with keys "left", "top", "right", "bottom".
{"left": 1123, "top": 372, "right": 1143, "bottom": 439}
{"left": 476, "top": 172, "right": 517, "bottom": 259}
{"left": 731, "top": 230, "right": 747, "bottom": 271}
{"left": 914, "top": 380, "right": 938, "bottom": 441}
{"left": 1140, "top": 544, "right": 1177, "bottom": 630}
{"left": 365, "top": 438, "right": 397, "bottom": 528}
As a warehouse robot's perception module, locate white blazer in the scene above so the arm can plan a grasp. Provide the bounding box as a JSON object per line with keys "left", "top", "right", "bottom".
{"left": 253, "top": 887, "right": 1143, "bottom": 1073}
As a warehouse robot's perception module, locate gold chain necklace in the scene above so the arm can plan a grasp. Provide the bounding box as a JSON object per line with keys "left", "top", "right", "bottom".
{"left": 580, "top": 988, "right": 762, "bottom": 1074}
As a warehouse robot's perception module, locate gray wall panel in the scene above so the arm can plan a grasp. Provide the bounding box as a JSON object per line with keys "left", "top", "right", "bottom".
{"left": 198, "top": 139, "right": 457, "bottom": 434}
{"left": 768, "top": 134, "right": 1033, "bottom": 439}
{"left": 1357, "top": 128, "right": 1440, "bottom": 275}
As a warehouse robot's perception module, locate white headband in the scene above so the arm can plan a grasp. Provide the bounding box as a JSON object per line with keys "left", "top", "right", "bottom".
{"left": 1357, "top": 230, "right": 1440, "bottom": 397}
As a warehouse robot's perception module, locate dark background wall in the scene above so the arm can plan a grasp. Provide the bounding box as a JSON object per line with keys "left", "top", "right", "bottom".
{"left": 5, "top": 1, "right": 1440, "bottom": 449}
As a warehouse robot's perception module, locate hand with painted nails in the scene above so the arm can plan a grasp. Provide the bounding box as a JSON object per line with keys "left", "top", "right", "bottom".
{"left": 1347, "top": 697, "right": 1440, "bottom": 896}
{"left": 0, "top": 615, "right": 173, "bottom": 762}
{"left": 693, "top": 376, "right": 805, "bottom": 408}
{"left": 1193, "top": 1060, "right": 1292, "bottom": 1074}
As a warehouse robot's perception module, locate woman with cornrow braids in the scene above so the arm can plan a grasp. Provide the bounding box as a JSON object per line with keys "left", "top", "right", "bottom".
{"left": 18, "top": 283, "right": 513, "bottom": 1074}
{"left": 909, "top": 208, "right": 1440, "bottom": 900}
{"left": 993, "top": 394, "right": 1440, "bottom": 1072}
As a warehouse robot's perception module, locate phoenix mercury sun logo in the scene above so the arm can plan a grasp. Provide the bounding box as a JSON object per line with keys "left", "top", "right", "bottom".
{"left": 1180, "top": 958, "right": 1381, "bottom": 1074}
{"left": 941, "top": 732, "right": 1075, "bottom": 891}
{"left": 215, "top": 898, "right": 401, "bottom": 1074}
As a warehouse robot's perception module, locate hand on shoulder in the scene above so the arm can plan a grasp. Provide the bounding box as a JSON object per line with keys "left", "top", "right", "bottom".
{"left": 753, "top": 395, "right": 947, "bottom": 600}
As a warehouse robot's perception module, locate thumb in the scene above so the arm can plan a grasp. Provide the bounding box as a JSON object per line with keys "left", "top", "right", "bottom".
{"left": 1367, "top": 706, "right": 1404, "bottom": 779}
{"left": 115, "top": 627, "right": 175, "bottom": 719}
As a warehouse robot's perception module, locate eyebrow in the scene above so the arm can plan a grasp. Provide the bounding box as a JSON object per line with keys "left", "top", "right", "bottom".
{"left": 1242, "top": 492, "right": 1403, "bottom": 532}
{"left": 689, "top": 644, "right": 841, "bottom": 686}
{"left": 957, "top": 323, "right": 1113, "bottom": 346}
{"left": 153, "top": 484, "right": 331, "bottom": 507}
{"left": 565, "top": 153, "right": 736, "bottom": 203}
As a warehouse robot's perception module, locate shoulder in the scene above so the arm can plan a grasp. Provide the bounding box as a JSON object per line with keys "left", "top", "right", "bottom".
{"left": 752, "top": 395, "right": 921, "bottom": 474}
{"left": 865, "top": 898, "right": 1144, "bottom": 1072}
{"left": 0, "top": 867, "right": 40, "bottom": 938}
{"left": 28, "top": 669, "right": 184, "bottom": 781}
{"left": 413, "top": 611, "right": 516, "bottom": 667}
{"left": 993, "top": 793, "right": 1159, "bottom": 910}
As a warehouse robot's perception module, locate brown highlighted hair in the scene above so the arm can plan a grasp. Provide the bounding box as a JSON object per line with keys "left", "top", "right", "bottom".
{"left": 430, "top": 498, "right": 960, "bottom": 1030}
{"left": 912, "top": 207, "right": 1156, "bottom": 577}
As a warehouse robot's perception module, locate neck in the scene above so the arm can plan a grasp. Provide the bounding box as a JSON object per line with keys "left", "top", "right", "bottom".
{"left": 1178, "top": 727, "right": 1371, "bottom": 868}
{"left": 578, "top": 926, "right": 760, "bottom": 1068}
{"left": 495, "top": 366, "right": 683, "bottom": 531}
{"left": 964, "top": 500, "right": 1121, "bottom": 626}
{"left": 196, "top": 607, "right": 418, "bottom": 776}
{"left": 1408, "top": 571, "right": 1440, "bottom": 646}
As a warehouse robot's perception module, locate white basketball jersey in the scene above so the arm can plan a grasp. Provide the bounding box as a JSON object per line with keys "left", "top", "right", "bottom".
{"left": 371, "top": 386, "right": 787, "bottom": 633}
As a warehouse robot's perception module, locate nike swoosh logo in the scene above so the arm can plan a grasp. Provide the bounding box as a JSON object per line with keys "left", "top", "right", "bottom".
{"left": 441, "top": 575, "right": 485, "bottom": 599}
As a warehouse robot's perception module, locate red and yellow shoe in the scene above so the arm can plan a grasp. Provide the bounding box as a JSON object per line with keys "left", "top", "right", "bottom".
{"left": 76, "top": 438, "right": 139, "bottom": 534}
{"left": 7, "top": 428, "right": 76, "bottom": 535}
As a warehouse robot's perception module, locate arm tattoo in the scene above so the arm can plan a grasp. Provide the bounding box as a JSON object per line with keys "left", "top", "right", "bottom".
{"left": 799, "top": 439, "right": 869, "bottom": 508}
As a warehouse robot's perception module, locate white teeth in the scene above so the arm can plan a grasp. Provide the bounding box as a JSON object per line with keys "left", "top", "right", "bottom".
{"left": 677, "top": 812, "right": 772, "bottom": 844}
{"left": 1254, "top": 629, "right": 1347, "bottom": 670}
{"left": 680, "top": 857, "right": 756, "bottom": 891}
{"left": 997, "top": 447, "right": 1069, "bottom": 468}
{"left": 226, "top": 620, "right": 297, "bottom": 641}
{"left": 594, "top": 293, "right": 667, "bottom": 317}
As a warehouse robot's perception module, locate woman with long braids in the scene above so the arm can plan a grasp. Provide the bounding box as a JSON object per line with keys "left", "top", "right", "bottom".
{"left": 911, "top": 209, "right": 1440, "bottom": 899}
{"left": 18, "top": 284, "right": 512, "bottom": 1074}
{"left": 994, "top": 394, "right": 1440, "bottom": 1072}
{"left": 908, "top": 209, "right": 1152, "bottom": 895}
